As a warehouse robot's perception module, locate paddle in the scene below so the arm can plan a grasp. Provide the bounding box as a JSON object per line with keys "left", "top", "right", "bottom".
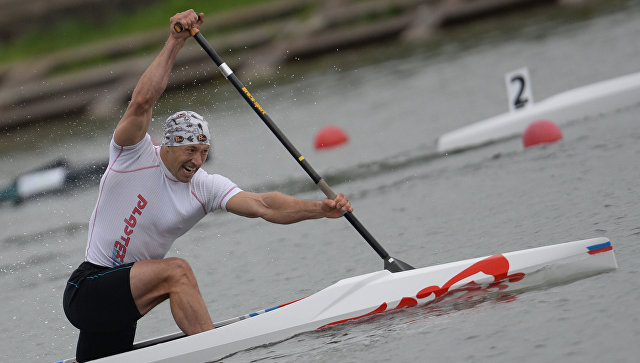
{"left": 175, "top": 17, "right": 414, "bottom": 273}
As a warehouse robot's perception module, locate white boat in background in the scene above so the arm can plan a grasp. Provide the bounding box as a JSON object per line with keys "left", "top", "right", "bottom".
{"left": 58, "top": 237, "right": 617, "bottom": 363}
{"left": 436, "top": 71, "right": 640, "bottom": 153}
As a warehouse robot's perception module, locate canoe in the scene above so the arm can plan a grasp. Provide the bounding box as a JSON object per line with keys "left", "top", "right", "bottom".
{"left": 436, "top": 71, "right": 640, "bottom": 153}
{"left": 57, "top": 236, "right": 617, "bottom": 362}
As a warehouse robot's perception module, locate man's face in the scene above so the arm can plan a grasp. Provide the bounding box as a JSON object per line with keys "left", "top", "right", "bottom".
{"left": 161, "top": 144, "right": 210, "bottom": 182}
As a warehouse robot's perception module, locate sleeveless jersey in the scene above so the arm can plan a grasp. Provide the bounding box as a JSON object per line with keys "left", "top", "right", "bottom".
{"left": 84, "top": 134, "right": 241, "bottom": 267}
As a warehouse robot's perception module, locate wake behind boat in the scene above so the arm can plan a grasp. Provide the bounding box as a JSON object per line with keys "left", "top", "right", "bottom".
{"left": 57, "top": 236, "right": 617, "bottom": 363}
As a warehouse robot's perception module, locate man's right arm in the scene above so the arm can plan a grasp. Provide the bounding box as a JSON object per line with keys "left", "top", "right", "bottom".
{"left": 113, "top": 10, "right": 203, "bottom": 147}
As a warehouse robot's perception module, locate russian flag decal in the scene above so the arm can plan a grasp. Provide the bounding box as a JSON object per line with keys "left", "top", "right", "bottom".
{"left": 587, "top": 241, "right": 613, "bottom": 255}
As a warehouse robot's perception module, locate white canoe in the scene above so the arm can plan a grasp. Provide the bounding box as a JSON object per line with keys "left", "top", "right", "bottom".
{"left": 436, "top": 71, "right": 640, "bottom": 153}
{"left": 59, "top": 237, "right": 617, "bottom": 362}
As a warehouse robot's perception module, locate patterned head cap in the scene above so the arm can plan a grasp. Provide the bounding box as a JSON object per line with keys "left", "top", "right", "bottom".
{"left": 163, "top": 111, "right": 211, "bottom": 146}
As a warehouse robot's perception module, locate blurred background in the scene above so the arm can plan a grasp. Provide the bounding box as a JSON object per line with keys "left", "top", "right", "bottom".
{"left": 2, "top": 1, "right": 640, "bottom": 362}
{"left": 0, "top": 0, "right": 630, "bottom": 131}
{"left": 1, "top": 0, "right": 633, "bottom": 199}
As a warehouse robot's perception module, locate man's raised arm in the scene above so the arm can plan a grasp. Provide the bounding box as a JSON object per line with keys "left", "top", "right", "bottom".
{"left": 114, "top": 10, "right": 203, "bottom": 146}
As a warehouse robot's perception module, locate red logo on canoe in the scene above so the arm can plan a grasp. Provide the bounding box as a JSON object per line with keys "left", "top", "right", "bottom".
{"left": 320, "top": 254, "right": 525, "bottom": 328}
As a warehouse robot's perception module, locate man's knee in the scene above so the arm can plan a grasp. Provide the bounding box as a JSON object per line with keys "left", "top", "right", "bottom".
{"left": 163, "top": 257, "right": 197, "bottom": 287}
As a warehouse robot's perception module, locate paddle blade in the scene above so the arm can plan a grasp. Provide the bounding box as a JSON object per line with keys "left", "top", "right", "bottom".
{"left": 384, "top": 257, "right": 414, "bottom": 273}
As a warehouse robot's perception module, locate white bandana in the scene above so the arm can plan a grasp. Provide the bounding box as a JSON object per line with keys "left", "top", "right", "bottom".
{"left": 163, "top": 111, "right": 211, "bottom": 146}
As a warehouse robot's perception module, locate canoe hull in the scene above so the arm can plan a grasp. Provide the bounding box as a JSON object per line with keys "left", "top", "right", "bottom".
{"left": 76, "top": 237, "right": 616, "bottom": 362}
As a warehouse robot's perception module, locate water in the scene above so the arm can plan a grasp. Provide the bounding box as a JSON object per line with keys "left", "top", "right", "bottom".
{"left": 2, "top": 3, "right": 640, "bottom": 362}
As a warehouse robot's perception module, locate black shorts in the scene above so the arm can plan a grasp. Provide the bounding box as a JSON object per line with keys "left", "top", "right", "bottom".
{"left": 63, "top": 261, "right": 142, "bottom": 362}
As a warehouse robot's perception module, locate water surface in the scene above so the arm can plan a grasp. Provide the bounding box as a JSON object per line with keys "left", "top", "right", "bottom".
{"left": 1, "top": 4, "right": 639, "bottom": 362}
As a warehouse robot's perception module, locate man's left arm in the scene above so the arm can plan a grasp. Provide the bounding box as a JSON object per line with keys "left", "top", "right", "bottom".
{"left": 226, "top": 191, "right": 353, "bottom": 224}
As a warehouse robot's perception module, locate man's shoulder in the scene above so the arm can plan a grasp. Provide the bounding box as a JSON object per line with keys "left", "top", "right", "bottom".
{"left": 109, "top": 134, "right": 159, "bottom": 166}
{"left": 192, "top": 169, "right": 223, "bottom": 183}
{"left": 192, "top": 171, "right": 240, "bottom": 195}
{"left": 111, "top": 133, "right": 155, "bottom": 150}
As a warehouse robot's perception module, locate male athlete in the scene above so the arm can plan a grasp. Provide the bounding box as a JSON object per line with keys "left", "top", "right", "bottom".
{"left": 63, "top": 10, "right": 352, "bottom": 362}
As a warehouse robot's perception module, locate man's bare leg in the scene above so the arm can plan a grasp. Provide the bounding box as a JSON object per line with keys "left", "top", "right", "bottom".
{"left": 130, "top": 258, "right": 214, "bottom": 334}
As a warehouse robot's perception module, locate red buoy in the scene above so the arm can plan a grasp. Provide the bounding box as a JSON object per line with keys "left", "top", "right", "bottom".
{"left": 522, "top": 120, "right": 563, "bottom": 148}
{"left": 314, "top": 125, "right": 349, "bottom": 150}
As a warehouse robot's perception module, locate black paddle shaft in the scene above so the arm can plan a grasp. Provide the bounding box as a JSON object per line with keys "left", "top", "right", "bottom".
{"left": 183, "top": 25, "right": 413, "bottom": 272}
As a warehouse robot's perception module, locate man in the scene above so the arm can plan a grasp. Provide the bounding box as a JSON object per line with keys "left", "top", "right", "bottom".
{"left": 63, "top": 10, "right": 353, "bottom": 362}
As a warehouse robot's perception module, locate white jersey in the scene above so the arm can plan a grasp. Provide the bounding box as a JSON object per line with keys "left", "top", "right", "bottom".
{"left": 85, "top": 134, "right": 241, "bottom": 267}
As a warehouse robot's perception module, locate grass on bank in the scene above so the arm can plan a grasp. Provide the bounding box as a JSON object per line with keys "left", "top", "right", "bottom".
{"left": 0, "top": 0, "right": 275, "bottom": 65}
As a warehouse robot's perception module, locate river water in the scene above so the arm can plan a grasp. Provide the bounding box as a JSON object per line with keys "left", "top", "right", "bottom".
{"left": 2, "top": 2, "right": 640, "bottom": 362}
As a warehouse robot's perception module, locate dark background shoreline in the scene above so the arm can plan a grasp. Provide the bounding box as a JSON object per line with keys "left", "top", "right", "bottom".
{"left": 0, "top": 0, "right": 622, "bottom": 131}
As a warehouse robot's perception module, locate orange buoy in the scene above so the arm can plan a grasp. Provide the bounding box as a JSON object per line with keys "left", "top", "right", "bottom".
{"left": 314, "top": 125, "right": 349, "bottom": 150}
{"left": 522, "top": 120, "right": 562, "bottom": 148}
